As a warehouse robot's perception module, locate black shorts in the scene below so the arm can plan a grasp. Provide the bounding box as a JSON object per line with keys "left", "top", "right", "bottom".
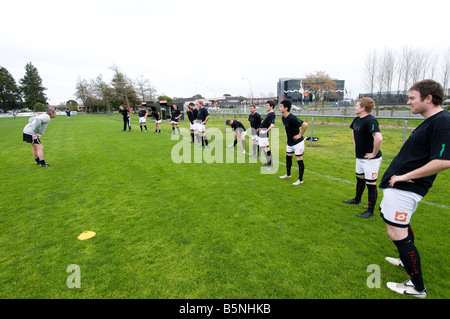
{"left": 23, "top": 133, "right": 41, "bottom": 144}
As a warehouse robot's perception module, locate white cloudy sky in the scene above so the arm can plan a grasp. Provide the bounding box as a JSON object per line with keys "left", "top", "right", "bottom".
{"left": 1, "top": 0, "right": 449, "bottom": 104}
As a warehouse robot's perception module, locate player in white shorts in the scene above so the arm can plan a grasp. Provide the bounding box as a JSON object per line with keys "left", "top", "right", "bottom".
{"left": 378, "top": 80, "right": 450, "bottom": 298}
{"left": 342, "top": 97, "right": 383, "bottom": 218}
{"left": 138, "top": 106, "right": 148, "bottom": 132}
{"left": 279, "top": 100, "right": 308, "bottom": 185}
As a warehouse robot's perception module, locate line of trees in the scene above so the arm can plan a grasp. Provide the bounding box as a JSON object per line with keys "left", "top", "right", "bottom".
{"left": 363, "top": 46, "right": 450, "bottom": 102}
{"left": 0, "top": 62, "right": 48, "bottom": 111}
{"left": 75, "top": 64, "right": 157, "bottom": 114}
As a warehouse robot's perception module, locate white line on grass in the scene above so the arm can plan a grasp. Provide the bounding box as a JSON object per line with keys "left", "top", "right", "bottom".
{"left": 161, "top": 130, "right": 450, "bottom": 209}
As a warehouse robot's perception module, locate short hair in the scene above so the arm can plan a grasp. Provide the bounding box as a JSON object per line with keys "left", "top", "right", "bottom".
{"left": 47, "top": 109, "right": 56, "bottom": 115}
{"left": 225, "top": 119, "right": 232, "bottom": 125}
{"left": 266, "top": 100, "right": 275, "bottom": 108}
{"left": 281, "top": 100, "right": 292, "bottom": 112}
{"left": 188, "top": 102, "right": 195, "bottom": 106}
{"left": 358, "top": 97, "right": 375, "bottom": 113}
{"left": 249, "top": 104, "right": 256, "bottom": 108}
{"left": 198, "top": 101, "right": 204, "bottom": 106}
{"left": 409, "top": 79, "right": 444, "bottom": 106}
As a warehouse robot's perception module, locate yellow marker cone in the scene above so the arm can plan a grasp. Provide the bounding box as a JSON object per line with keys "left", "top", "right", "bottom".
{"left": 78, "top": 231, "right": 96, "bottom": 240}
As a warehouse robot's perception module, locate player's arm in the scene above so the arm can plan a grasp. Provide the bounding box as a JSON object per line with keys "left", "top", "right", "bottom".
{"left": 364, "top": 132, "right": 383, "bottom": 159}
{"left": 294, "top": 122, "right": 308, "bottom": 140}
{"left": 203, "top": 115, "right": 210, "bottom": 124}
{"left": 388, "top": 159, "right": 450, "bottom": 186}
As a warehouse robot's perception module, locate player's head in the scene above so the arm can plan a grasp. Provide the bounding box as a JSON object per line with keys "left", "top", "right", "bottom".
{"left": 198, "top": 101, "right": 204, "bottom": 108}
{"left": 249, "top": 105, "right": 256, "bottom": 113}
{"left": 119, "top": 105, "right": 124, "bottom": 110}
{"left": 409, "top": 79, "right": 444, "bottom": 106}
{"left": 173, "top": 104, "right": 177, "bottom": 109}
{"left": 47, "top": 109, "right": 57, "bottom": 118}
{"left": 225, "top": 119, "right": 233, "bottom": 126}
{"left": 189, "top": 102, "right": 195, "bottom": 110}
{"left": 266, "top": 100, "right": 275, "bottom": 110}
{"left": 280, "top": 100, "right": 292, "bottom": 112}
{"left": 357, "top": 97, "right": 375, "bottom": 114}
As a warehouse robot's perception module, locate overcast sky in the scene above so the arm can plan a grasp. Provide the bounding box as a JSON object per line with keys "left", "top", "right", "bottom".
{"left": 1, "top": 0, "right": 449, "bottom": 105}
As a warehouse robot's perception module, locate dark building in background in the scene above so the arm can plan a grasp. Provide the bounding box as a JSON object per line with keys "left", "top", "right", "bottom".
{"left": 277, "top": 78, "right": 345, "bottom": 105}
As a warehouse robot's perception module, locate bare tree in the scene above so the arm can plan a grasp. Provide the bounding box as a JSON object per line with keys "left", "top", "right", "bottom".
{"left": 303, "top": 71, "right": 337, "bottom": 110}
{"left": 364, "top": 49, "right": 377, "bottom": 96}
{"left": 110, "top": 64, "right": 136, "bottom": 109}
{"left": 441, "top": 48, "right": 450, "bottom": 96}
{"left": 75, "top": 77, "right": 91, "bottom": 107}
{"left": 135, "top": 74, "right": 157, "bottom": 101}
{"left": 92, "top": 74, "right": 114, "bottom": 115}
{"left": 401, "top": 45, "right": 414, "bottom": 91}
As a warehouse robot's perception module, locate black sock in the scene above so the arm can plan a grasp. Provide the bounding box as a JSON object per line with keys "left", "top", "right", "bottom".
{"left": 241, "top": 140, "right": 245, "bottom": 150}
{"left": 144, "top": 125, "right": 147, "bottom": 130}
{"left": 367, "top": 184, "right": 377, "bottom": 212}
{"left": 266, "top": 150, "right": 272, "bottom": 164}
{"left": 252, "top": 144, "right": 257, "bottom": 155}
{"left": 257, "top": 145, "right": 260, "bottom": 156}
{"left": 286, "top": 155, "right": 292, "bottom": 176}
{"left": 39, "top": 159, "right": 46, "bottom": 165}
{"left": 355, "top": 177, "right": 366, "bottom": 201}
{"left": 204, "top": 137, "right": 208, "bottom": 146}
{"left": 191, "top": 133, "right": 194, "bottom": 142}
{"left": 408, "top": 225, "right": 415, "bottom": 243}
{"left": 35, "top": 157, "right": 39, "bottom": 163}
{"left": 393, "top": 236, "right": 425, "bottom": 292}
{"left": 177, "top": 127, "right": 180, "bottom": 134}
{"left": 233, "top": 140, "right": 237, "bottom": 147}
{"left": 297, "top": 159, "right": 304, "bottom": 181}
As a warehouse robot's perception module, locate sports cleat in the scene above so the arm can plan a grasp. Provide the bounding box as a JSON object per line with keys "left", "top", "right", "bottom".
{"left": 293, "top": 180, "right": 303, "bottom": 185}
{"left": 40, "top": 163, "right": 53, "bottom": 167}
{"left": 279, "top": 175, "right": 291, "bottom": 179}
{"left": 386, "top": 279, "right": 427, "bottom": 298}
{"left": 385, "top": 257, "right": 404, "bottom": 268}
{"left": 356, "top": 210, "right": 374, "bottom": 218}
{"left": 343, "top": 198, "right": 361, "bottom": 205}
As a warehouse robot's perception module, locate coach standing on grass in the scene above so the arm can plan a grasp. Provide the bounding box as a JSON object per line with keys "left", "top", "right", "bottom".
{"left": 379, "top": 79, "right": 450, "bottom": 298}
{"left": 342, "top": 97, "right": 383, "bottom": 218}
{"left": 22, "top": 109, "right": 56, "bottom": 167}
{"left": 279, "top": 100, "right": 308, "bottom": 185}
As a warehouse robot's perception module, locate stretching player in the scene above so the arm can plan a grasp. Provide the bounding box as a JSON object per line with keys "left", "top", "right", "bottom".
{"left": 279, "top": 100, "right": 308, "bottom": 185}
{"left": 197, "top": 101, "right": 210, "bottom": 148}
{"left": 259, "top": 101, "right": 276, "bottom": 169}
{"left": 138, "top": 106, "right": 148, "bottom": 132}
{"left": 343, "top": 97, "right": 383, "bottom": 218}
{"left": 151, "top": 108, "right": 161, "bottom": 134}
{"left": 171, "top": 104, "right": 182, "bottom": 135}
{"left": 186, "top": 103, "right": 196, "bottom": 143}
{"left": 22, "top": 109, "right": 56, "bottom": 167}
{"left": 248, "top": 105, "right": 263, "bottom": 158}
{"left": 226, "top": 119, "right": 247, "bottom": 154}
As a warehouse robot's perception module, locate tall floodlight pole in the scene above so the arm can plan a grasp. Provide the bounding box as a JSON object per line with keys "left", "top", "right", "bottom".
{"left": 242, "top": 77, "right": 253, "bottom": 114}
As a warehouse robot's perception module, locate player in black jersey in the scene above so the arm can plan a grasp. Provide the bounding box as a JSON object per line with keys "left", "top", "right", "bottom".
{"left": 171, "top": 104, "right": 182, "bottom": 135}
{"left": 186, "top": 103, "right": 196, "bottom": 143}
{"left": 119, "top": 104, "right": 131, "bottom": 131}
{"left": 342, "top": 97, "right": 383, "bottom": 218}
{"left": 197, "top": 101, "right": 210, "bottom": 148}
{"left": 150, "top": 109, "right": 161, "bottom": 134}
{"left": 248, "top": 105, "right": 263, "bottom": 158}
{"left": 379, "top": 80, "right": 450, "bottom": 298}
{"left": 138, "top": 106, "right": 148, "bottom": 132}
{"left": 279, "top": 100, "right": 308, "bottom": 185}
{"left": 259, "top": 101, "right": 276, "bottom": 169}
{"left": 226, "top": 119, "right": 247, "bottom": 153}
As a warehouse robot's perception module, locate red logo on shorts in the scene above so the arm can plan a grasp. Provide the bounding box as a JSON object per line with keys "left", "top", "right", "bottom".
{"left": 395, "top": 211, "right": 408, "bottom": 222}
{"left": 372, "top": 172, "right": 378, "bottom": 179}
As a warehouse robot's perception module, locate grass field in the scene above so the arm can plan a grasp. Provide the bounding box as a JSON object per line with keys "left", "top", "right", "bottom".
{"left": 0, "top": 112, "right": 448, "bottom": 299}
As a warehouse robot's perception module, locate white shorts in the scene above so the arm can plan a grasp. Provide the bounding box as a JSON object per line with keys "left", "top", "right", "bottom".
{"left": 355, "top": 157, "right": 382, "bottom": 181}
{"left": 258, "top": 137, "right": 269, "bottom": 148}
{"left": 286, "top": 140, "right": 305, "bottom": 156}
{"left": 139, "top": 117, "right": 146, "bottom": 124}
{"left": 190, "top": 122, "right": 195, "bottom": 131}
{"left": 171, "top": 120, "right": 179, "bottom": 125}
{"left": 197, "top": 123, "right": 205, "bottom": 133}
{"left": 380, "top": 188, "right": 422, "bottom": 227}
{"left": 235, "top": 130, "right": 246, "bottom": 139}
{"left": 251, "top": 134, "right": 259, "bottom": 142}
{"left": 155, "top": 119, "right": 161, "bottom": 124}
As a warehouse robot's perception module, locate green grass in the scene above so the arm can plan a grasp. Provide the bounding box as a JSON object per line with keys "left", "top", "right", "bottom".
{"left": 0, "top": 113, "right": 448, "bottom": 299}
